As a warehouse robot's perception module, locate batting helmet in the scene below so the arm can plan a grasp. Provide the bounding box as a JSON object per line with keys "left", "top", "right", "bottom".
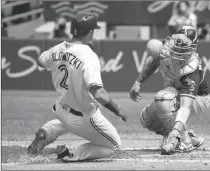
{"left": 70, "top": 12, "right": 101, "bottom": 37}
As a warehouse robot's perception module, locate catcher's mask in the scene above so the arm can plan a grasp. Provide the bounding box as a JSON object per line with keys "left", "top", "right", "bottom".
{"left": 165, "top": 26, "right": 197, "bottom": 61}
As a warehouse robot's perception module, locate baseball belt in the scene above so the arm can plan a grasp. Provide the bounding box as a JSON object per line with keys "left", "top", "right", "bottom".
{"left": 53, "top": 104, "right": 83, "bottom": 117}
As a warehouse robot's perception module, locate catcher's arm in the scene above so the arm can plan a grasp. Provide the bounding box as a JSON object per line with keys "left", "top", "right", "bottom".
{"left": 130, "top": 39, "right": 162, "bottom": 102}
{"left": 136, "top": 56, "right": 160, "bottom": 84}
{"left": 136, "top": 39, "right": 162, "bottom": 84}
{"left": 173, "top": 70, "right": 201, "bottom": 134}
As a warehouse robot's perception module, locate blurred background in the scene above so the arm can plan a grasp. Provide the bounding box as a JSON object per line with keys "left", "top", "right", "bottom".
{"left": 2, "top": 0, "right": 210, "bottom": 92}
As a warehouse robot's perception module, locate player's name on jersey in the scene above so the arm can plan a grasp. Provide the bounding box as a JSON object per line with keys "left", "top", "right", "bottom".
{"left": 52, "top": 52, "right": 82, "bottom": 70}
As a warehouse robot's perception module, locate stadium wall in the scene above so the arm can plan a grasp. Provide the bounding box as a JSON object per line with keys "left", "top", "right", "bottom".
{"left": 2, "top": 38, "right": 210, "bottom": 92}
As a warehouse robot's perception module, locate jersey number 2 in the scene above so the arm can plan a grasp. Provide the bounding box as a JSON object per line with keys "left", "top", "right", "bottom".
{"left": 58, "top": 64, "right": 68, "bottom": 90}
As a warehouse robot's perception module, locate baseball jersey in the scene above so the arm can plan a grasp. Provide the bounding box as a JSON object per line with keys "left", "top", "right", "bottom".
{"left": 159, "top": 53, "right": 209, "bottom": 98}
{"left": 38, "top": 41, "right": 103, "bottom": 117}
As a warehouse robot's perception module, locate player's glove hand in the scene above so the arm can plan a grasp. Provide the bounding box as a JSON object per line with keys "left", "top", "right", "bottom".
{"left": 130, "top": 81, "right": 141, "bottom": 102}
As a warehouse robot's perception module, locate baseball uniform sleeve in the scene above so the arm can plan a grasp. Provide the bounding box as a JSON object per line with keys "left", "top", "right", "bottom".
{"left": 38, "top": 49, "right": 53, "bottom": 69}
{"left": 179, "top": 68, "right": 202, "bottom": 99}
{"left": 83, "top": 56, "right": 103, "bottom": 90}
{"left": 197, "top": 78, "right": 209, "bottom": 96}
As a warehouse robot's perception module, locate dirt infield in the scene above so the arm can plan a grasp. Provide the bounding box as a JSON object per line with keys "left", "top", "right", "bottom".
{"left": 2, "top": 91, "right": 210, "bottom": 170}
{"left": 2, "top": 139, "right": 210, "bottom": 170}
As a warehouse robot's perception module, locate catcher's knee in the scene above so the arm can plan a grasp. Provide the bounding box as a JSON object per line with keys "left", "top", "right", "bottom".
{"left": 155, "top": 87, "right": 179, "bottom": 114}
{"left": 140, "top": 107, "right": 165, "bottom": 134}
{"left": 154, "top": 87, "right": 179, "bottom": 131}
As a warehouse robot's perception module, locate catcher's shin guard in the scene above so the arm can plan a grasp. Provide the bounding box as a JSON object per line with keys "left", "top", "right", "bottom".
{"left": 140, "top": 102, "right": 168, "bottom": 136}
{"left": 27, "top": 129, "right": 47, "bottom": 155}
{"left": 155, "top": 87, "right": 179, "bottom": 132}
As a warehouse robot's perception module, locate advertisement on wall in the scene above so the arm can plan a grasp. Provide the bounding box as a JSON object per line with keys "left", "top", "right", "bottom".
{"left": 2, "top": 39, "right": 46, "bottom": 90}
{"left": 43, "top": 1, "right": 210, "bottom": 24}
{"left": 2, "top": 39, "right": 210, "bottom": 92}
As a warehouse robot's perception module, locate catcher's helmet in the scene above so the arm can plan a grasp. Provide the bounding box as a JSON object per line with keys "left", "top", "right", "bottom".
{"left": 175, "top": 25, "right": 198, "bottom": 44}
{"left": 165, "top": 26, "right": 198, "bottom": 60}
{"left": 70, "top": 12, "right": 101, "bottom": 37}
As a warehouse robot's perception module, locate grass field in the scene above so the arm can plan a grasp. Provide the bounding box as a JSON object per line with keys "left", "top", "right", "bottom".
{"left": 2, "top": 90, "right": 210, "bottom": 170}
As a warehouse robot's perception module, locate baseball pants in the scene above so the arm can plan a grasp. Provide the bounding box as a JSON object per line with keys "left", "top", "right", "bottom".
{"left": 41, "top": 100, "right": 121, "bottom": 161}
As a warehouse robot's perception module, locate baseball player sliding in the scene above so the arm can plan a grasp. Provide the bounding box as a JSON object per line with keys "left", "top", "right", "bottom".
{"left": 27, "top": 12, "right": 127, "bottom": 162}
{"left": 130, "top": 26, "right": 210, "bottom": 155}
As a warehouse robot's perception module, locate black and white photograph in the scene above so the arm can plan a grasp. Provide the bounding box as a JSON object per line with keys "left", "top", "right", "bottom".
{"left": 1, "top": 0, "right": 210, "bottom": 170}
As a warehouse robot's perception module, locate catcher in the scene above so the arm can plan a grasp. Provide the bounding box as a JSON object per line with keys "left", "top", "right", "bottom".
{"left": 130, "top": 26, "right": 210, "bottom": 155}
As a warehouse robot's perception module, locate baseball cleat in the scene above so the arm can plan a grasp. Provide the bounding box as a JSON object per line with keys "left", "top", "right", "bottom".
{"left": 176, "top": 139, "right": 195, "bottom": 153}
{"left": 61, "top": 156, "right": 79, "bottom": 162}
{"left": 56, "top": 145, "right": 73, "bottom": 159}
{"left": 56, "top": 145, "right": 80, "bottom": 162}
{"left": 27, "top": 129, "right": 47, "bottom": 155}
{"left": 188, "top": 130, "right": 204, "bottom": 148}
{"left": 161, "top": 130, "right": 204, "bottom": 154}
{"left": 175, "top": 130, "right": 204, "bottom": 153}
{"left": 159, "top": 136, "right": 167, "bottom": 149}
{"left": 161, "top": 134, "right": 181, "bottom": 155}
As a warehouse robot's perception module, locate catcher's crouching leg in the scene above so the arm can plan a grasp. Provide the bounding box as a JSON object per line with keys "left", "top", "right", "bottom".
{"left": 155, "top": 87, "right": 178, "bottom": 132}
{"left": 140, "top": 101, "right": 168, "bottom": 137}
{"left": 154, "top": 87, "right": 203, "bottom": 154}
{"left": 154, "top": 87, "right": 181, "bottom": 154}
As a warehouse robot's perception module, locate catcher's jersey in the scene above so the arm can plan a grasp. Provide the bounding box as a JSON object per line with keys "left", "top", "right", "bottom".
{"left": 39, "top": 41, "right": 103, "bottom": 117}
{"left": 159, "top": 53, "right": 209, "bottom": 98}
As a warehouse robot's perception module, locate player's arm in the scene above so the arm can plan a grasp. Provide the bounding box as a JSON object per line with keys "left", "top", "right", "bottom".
{"left": 89, "top": 85, "right": 126, "bottom": 122}
{"left": 37, "top": 59, "right": 45, "bottom": 68}
{"left": 83, "top": 58, "right": 126, "bottom": 122}
{"left": 130, "top": 39, "right": 162, "bottom": 102}
{"left": 136, "top": 56, "right": 160, "bottom": 84}
{"left": 37, "top": 49, "right": 53, "bottom": 69}
{"left": 173, "top": 72, "right": 201, "bottom": 135}
{"left": 136, "top": 39, "right": 163, "bottom": 84}
{"left": 37, "top": 51, "right": 48, "bottom": 68}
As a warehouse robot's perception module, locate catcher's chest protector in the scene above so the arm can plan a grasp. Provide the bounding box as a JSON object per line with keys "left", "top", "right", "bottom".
{"left": 159, "top": 54, "right": 200, "bottom": 89}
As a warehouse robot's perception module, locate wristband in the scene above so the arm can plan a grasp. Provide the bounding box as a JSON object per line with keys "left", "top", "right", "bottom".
{"left": 135, "top": 81, "right": 141, "bottom": 86}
